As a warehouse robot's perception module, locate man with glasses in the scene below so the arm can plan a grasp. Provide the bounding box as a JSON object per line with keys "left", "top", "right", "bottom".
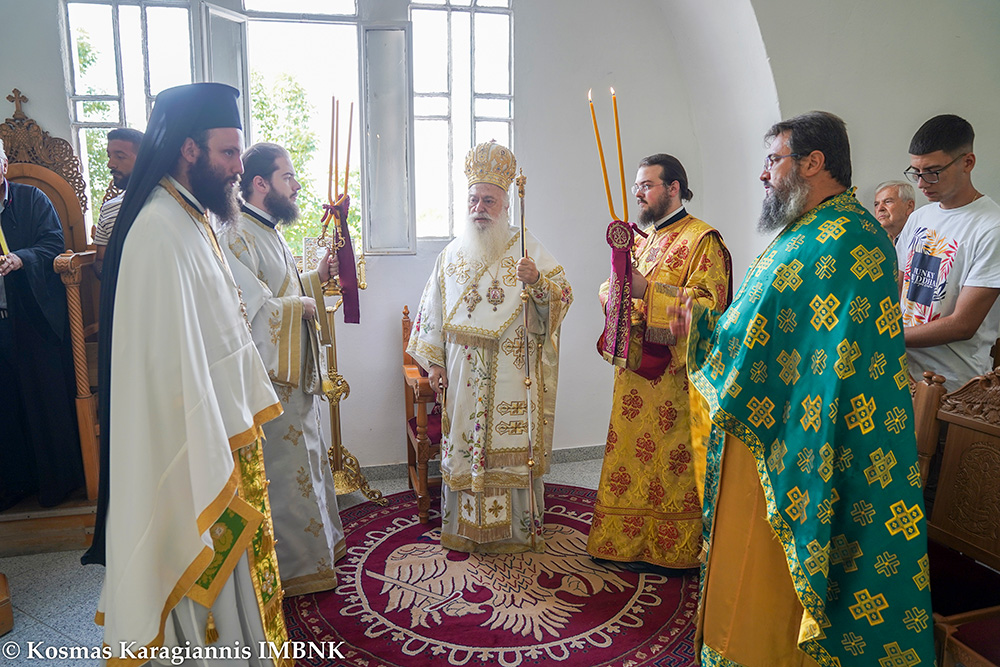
{"left": 897, "top": 114, "right": 1000, "bottom": 392}
{"left": 587, "top": 154, "right": 731, "bottom": 573}
{"left": 671, "top": 112, "right": 933, "bottom": 665}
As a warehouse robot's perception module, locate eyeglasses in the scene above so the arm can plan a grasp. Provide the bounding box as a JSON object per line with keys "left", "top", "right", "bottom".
{"left": 903, "top": 153, "right": 967, "bottom": 184}
{"left": 631, "top": 181, "right": 667, "bottom": 195}
{"left": 763, "top": 153, "right": 801, "bottom": 171}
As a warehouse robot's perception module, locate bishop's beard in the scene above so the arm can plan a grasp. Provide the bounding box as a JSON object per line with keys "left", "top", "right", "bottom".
{"left": 758, "top": 168, "right": 810, "bottom": 233}
{"left": 190, "top": 152, "right": 240, "bottom": 227}
{"left": 457, "top": 209, "right": 514, "bottom": 268}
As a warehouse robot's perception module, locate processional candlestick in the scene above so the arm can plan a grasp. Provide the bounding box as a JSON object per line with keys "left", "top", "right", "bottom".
{"left": 315, "top": 95, "right": 384, "bottom": 505}
{"left": 590, "top": 87, "right": 655, "bottom": 370}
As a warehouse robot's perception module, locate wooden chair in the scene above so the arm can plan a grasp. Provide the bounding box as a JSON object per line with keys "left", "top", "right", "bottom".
{"left": 402, "top": 305, "right": 442, "bottom": 523}
{"left": 1, "top": 89, "right": 99, "bottom": 501}
{"left": 912, "top": 370, "right": 1000, "bottom": 666}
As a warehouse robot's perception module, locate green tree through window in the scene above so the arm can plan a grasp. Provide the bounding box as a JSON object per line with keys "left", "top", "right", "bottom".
{"left": 250, "top": 70, "right": 361, "bottom": 257}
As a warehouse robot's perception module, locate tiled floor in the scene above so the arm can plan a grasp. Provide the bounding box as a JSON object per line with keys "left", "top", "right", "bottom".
{"left": 0, "top": 455, "right": 602, "bottom": 666}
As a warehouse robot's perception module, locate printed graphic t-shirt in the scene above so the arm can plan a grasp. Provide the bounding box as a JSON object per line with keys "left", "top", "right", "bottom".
{"left": 896, "top": 194, "right": 1000, "bottom": 391}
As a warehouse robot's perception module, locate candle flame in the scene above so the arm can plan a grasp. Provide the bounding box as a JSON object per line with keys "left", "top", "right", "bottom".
{"left": 610, "top": 87, "right": 616, "bottom": 95}
{"left": 588, "top": 88, "right": 593, "bottom": 101}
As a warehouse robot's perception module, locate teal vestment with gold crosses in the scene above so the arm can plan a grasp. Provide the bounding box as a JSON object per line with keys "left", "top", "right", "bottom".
{"left": 689, "top": 190, "right": 934, "bottom": 665}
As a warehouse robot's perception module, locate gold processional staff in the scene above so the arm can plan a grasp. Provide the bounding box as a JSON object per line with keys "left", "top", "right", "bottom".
{"left": 315, "top": 95, "right": 385, "bottom": 505}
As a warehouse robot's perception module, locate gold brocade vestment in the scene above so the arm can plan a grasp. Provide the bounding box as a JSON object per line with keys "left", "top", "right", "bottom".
{"left": 588, "top": 215, "right": 731, "bottom": 567}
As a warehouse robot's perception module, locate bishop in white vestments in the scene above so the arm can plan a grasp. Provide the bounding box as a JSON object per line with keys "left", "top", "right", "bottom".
{"left": 408, "top": 142, "right": 573, "bottom": 553}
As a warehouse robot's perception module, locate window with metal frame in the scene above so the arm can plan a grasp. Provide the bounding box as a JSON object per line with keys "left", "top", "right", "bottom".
{"left": 410, "top": 0, "right": 513, "bottom": 239}
{"left": 64, "top": 0, "right": 193, "bottom": 232}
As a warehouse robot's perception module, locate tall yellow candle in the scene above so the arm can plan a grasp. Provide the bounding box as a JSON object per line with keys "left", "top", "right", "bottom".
{"left": 328, "top": 96, "right": 336, "bottom": 203}
{"left": 589, "top": 89, "right": 617, "bottom": 220}
{"left": 342, "top": 102, "right": 354, "bottom": 196}
{"left": 611, "top": 87, "right": 628, "bottom": 222}
{"left": 334, "top": 100, "right": 340, "bottom": 200}
{"left": 0, "top": 224, "right": 9, "bottom": 255}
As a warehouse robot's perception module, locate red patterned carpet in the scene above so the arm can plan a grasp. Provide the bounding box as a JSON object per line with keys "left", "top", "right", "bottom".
{"left": 283, "top": 484, "right": 699, "bottom": 667}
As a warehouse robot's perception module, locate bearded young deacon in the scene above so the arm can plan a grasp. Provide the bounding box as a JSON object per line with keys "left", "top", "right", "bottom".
{"left": 82, "top": 84, "right": 293, "bottom": 665}
{"left": 671, "top": 111, "right": 933, "bottom": 666}
{"left": 588, "top": 154, "right": 732, "bottom": 572}
{"left": 221, "top": 142, "right": 346, "bottom": 596}
{"left": 407, "top": 141, "right": 573, "bottom": 553}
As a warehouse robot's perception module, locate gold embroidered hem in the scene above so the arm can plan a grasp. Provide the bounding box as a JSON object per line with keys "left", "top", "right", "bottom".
{"left": 443, "top": 468, "right": 540, "bottom": 491}
{"left": 228, "top": 402, "right": 283, "bottom": 452}
{"left": 441, "top": 532, "right": 546, "bottom": 554}
{"left": 456, "top": 488, "right": 514, "bottom": 543}
{"left": 281, "top": 570, "right": 339, "bottom": 597}
{"left": 444, "top": 328, "right": 501, "bottom": 351}
{"left": 187, "top": 494, "right": 263, "bottom": 608}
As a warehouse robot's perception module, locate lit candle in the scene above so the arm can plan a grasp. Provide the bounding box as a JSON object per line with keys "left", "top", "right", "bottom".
{"left": 611, "top": 87, "right": 628, "bottom": 222}
{"left": 589, "top": 89, "right": 618, "bottom": 220}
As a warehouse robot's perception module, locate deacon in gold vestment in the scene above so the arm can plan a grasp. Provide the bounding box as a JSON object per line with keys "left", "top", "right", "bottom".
{"left": 588, "top": 154, "right": 732, "bottom": 570}
{"left": 84, "top": 84, "right": 292, "bottom": 666}
{"left": 675, "top": 112, "right": 933, "bottom": 666}
{"left": 408, "top": 142, "right": 573, "bottom": 553}
{"left": 223, "top": 142, "right": 346, "bottom": 597}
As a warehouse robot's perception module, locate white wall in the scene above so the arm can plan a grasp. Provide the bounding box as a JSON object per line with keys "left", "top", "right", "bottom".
{"left": 750, "top": 0, "right": 1000, "bottom": 217}
{"left": 0, "top": 0, "right": 71, "bottom": 141}
{"left": 656, "top": 0, "right": 780, "bottom": 280}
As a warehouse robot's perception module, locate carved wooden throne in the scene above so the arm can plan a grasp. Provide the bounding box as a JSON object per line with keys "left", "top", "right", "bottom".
{"left": 1, "top": 89, "right": 99, "bottom": 502}
{"left": 913, "top": 370, "right": 1000, "bottom": 666}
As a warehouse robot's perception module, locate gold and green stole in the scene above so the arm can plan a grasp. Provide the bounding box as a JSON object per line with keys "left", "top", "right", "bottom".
{"left": 689, "top": 190, "right": 934, "bottom": 665}
{"left": 187, "top": 440, "right": 291, "bottom": 666}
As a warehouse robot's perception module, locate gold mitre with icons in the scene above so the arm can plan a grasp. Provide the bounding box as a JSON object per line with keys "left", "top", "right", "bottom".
{"left": 465, "top": 140, "right": 517, "bottom": 190}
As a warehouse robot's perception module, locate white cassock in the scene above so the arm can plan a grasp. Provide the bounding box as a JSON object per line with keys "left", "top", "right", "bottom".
{"left": 407, "top": 228, "right": 572, "bottom": 553}
{"left": 99, "top": 177, "right": 291, "bottom": 666}
{"left": 222, "top": 204, "right": 345, "bottom": 596}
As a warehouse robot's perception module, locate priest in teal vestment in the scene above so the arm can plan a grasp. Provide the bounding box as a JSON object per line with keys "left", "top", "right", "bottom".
{"left": 681, "top": 112, "right": 934, "bottom": 666}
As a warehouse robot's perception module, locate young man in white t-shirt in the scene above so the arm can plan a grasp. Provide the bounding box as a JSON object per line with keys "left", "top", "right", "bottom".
{"left": 897, "top": 114, "right": 1000, "bottom": 392}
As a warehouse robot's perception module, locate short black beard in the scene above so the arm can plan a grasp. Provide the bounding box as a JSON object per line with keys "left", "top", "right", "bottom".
{"left": 758, "top": 171, "right": 809, "bottom": 233}
{"left": 189, "top": 152, "right": 240, "bottom": 226}
{"left": 113, "top": 173, "right": 130, "bottom": 190}
{"left": 264, "top": 188, "right": 299, "bottom": 226}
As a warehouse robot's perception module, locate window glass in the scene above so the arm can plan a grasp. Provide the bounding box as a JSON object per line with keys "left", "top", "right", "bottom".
{"left": 473, "top": 12, "right": 509, "bottom": 95}
{"left": 412, "top": 10, "right": 448, "bottom": 94}
{"left": 68, "top": 3, "right": 116, "bottom": 96}
{"left": 147, "top": 7, "right": 192, "bottom": 95}
{"left": 244, "top": 0, "right": 356, "bottom": 14}
{"left": 414, "top": 119, "right": 450, "bottom": 237}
